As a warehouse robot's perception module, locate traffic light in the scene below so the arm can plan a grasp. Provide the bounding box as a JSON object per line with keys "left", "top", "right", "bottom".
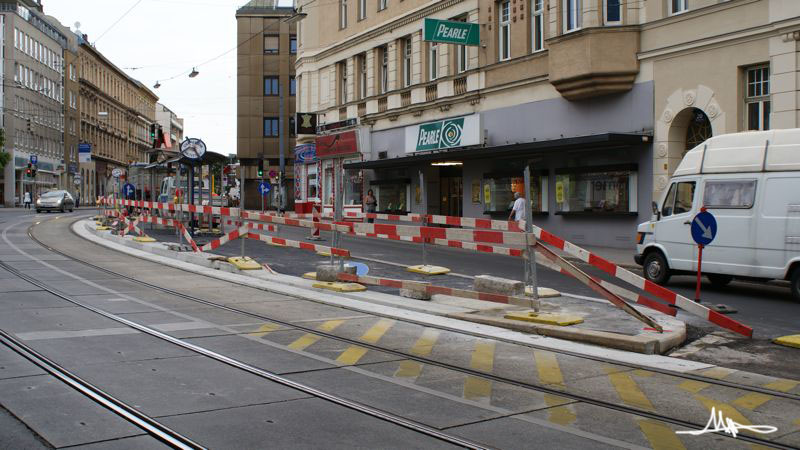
{"left": 257, "top": 160, "right": 264, "bottom": 178}
{"left": 26, "top": 118, "right": 33, "bottom": 132}
{"left": 31, "top": 164, "right": 37, "bottom": 178}
{"left": 25, "top": 164, "right": 32, "bottom": 178}
{"left": 150, "top": 124, "right": 157, "bottom": 148}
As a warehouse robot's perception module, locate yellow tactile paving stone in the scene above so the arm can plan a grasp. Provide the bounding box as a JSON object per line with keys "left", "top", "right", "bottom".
{"left": 763, "top": 379, "right": 800, "bottom": 393}
{"left": 732, "top": 392, "right": 773, "bottom": 411}
{"left": 697, "top": 366, "right": 738, "bottom": 380}
{"left": 679, "top": 380, "right": 711, "bottom": 394}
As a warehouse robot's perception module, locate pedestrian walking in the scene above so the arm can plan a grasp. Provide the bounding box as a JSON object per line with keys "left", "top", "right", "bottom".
{"left": 23, "top": 191, "right": 31, "bottom": 209}
{"left": 508, "top": 191, "right": 526, "bottom": 225}
{"left": 364, "top": 189, "right": 377, "bottom": 223}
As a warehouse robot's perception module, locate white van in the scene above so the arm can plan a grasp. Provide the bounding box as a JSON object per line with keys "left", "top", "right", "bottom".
{"left": 635, "top": 129, "right": 800, "bottom": 300}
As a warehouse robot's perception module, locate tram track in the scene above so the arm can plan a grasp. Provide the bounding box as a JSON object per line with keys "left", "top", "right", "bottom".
{"left": 16, "top": 215, "right": 800, "bottom": 449}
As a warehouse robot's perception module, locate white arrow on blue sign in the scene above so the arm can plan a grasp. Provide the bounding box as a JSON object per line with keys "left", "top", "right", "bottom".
{"left": 258, "top": 181, "right": 271, "bottom": 196}
{"left": 30, "top": 155, "right": 37, "bottom": 165}
{"left": 690, "top": 210, "right": 717, "bottom": 246}
{"left": 123, "top": 183, "right": 135, "bottom": 198}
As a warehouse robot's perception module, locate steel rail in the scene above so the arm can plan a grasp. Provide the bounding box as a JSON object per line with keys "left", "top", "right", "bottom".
{"left": 28, "top": 216, "right": 800, "bottom": 449}
{"left": 0, "top": 329, "right": 205, "bottom": 450}
{"left": 2, "top": 228, "right": 489, "bottom": 450}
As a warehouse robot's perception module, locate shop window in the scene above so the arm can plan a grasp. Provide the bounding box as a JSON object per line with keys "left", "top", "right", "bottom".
{"left": 323, "top": 161, "right": 335, "bottom": 204}
{"left": 746, "top": 65, "right": 770, "bottom": 131}
{"left": 703, "top": 180, "right": 756, "bottom": 209}
{"left": 344, "top": 158, "right": 363, "bottom": 205}
{"left": 555, "top": 166, "right": 637, "bottom": 214}
{"left": 307, "top": 165, "right": 318, "bottom": 200}
{"left": 482, "top": 172, "right": 548, "bottom": 214}
{"left": 371, "top": 180, "right": 410, "bottom": 213}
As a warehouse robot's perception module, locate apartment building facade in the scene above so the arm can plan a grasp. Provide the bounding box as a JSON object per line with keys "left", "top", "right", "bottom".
{"left": 295, "top": 0, "right": 800, "bottom": 248}
{"left": 1, "top": 0, "right": 67, "bottom": 207}
{"left": 156, "top": 102, "right": 184, "bottom": 150}
{"left": 77, "top": 34, "right": 157, "bottom": 201}
{"left": 236, "top": 0, "right": 297, "bottom": 210}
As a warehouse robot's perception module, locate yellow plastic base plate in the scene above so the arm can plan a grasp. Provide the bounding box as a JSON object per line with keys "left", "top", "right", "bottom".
{"left": 133, "top": 236, "right": 157, "bottom": 243}
{"left": 227, "top": 256, "right": 263, "bottom": 270}
{"left": 316, "top": 251, "right": 331, "bottom": 257}
{"left": 199, "top": 228, "right": 222, "bottom": 235}
{"left": 406, "top": 265, "right": 450, "bottom": 275}
{"left": 504, "top": 311, "right": 584, "bottom": 326}
{"left": 302, "top": 272, "right": 317, "bottom": 280}
{"left": 773, "top": 334, "right": 800, "bottom": 349}
{"left": 312, "top": 282, "right": 366, "bottom": 292}
{"left": 95, "top": 226, "right": 111, "bottom": 231}
{"left": 525, "top": 286, "right": 561, "bottom": 298}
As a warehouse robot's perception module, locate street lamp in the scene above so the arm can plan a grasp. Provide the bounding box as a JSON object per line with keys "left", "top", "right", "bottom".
{"left": 153, "top": 80, "right": 161, "bottom": 89}
{"left": 188, "top": 67, "right": 199, "bottom": 78}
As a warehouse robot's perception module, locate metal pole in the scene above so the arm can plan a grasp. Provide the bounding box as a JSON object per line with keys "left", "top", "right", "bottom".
{"left": 419, "top": 170, "right": 428, "bottom": 268}
{"left": 523, "top": 165, "right": 539, "bottom": 304}
{"left": 240, "top": 162, "right": 246, "bottom": 258}
{"left": 695, "top": 244, "right": 703, "bottom": 303}
{"left": 279, "top": 81, "right": 285, "bottom": 214}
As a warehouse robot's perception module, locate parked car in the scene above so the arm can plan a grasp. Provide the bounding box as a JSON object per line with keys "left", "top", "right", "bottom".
{"left": 635, "top": 129, "right": 800, "bottom": 300}
{"left": 36, "top": 190, "right": 75, "bottom": 213}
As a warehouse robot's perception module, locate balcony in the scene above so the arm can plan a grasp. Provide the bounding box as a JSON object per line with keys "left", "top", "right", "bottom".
{"left": 425, "top": 84, "right": 437, "bottom": 102}
{"left": 401, "top": 91, "right": 411, "bottom": 107}
{"left": 358, "top": 102, "right": 366, "bottom": 117}
{"left": 454, "top": 76, "right": 467, "bottom": 96}
{"left": 378, "top": 97, "right": 388, "bottom": 113}
{"left": 546, "top": 26, "right": 639, "bottom": 101}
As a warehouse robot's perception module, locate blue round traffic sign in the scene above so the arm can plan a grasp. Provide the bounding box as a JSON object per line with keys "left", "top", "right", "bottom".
{"left": 258, "top": 181, "right": 271, "bottom": 196}
{"left": 344, "top": 262, "right": 369, "bottom": 276}
{"left": 690, "top": 210, "right": 717, "bottom": 246}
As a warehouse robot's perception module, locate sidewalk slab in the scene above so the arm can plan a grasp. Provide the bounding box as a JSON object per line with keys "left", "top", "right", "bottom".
{"left": 75, "top": 219, "right": 685, "bottom": 356}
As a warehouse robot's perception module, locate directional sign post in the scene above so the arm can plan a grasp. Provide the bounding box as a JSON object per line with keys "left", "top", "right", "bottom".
{"left": 690, "top": 208, "right": 717, "bottom": 303}
{"left": 258, "top": 181, "right": 271, "bottom": 196}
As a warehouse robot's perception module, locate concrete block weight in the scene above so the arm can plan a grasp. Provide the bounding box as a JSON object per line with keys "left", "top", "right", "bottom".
{"left": 315, "top": 263, "right": 356, "bottom": 282}
{"left": 473, "top": 275, "right": 524, "bottom": 297}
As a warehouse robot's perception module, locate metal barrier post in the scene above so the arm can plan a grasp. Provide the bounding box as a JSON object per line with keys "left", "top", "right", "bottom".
{"left": 240, "top": 162, "right": 246, "bottom": 258}
{"left": 332, "top": 165, "right": 344, "bottom": 269}
{"left": 523, "top": 165, "right": 539, "bottom": 304}
{"left": 420, "top": 170, "right": 428, "bottom": 267}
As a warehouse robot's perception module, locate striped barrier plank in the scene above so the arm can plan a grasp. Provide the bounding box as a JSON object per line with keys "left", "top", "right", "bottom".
{"left": 201, "top": 226, "right": 248, "bottom": 252}
{"left": 336, "top": 273, "right": 535, "bottom": 308}
{"left": 241, "top": 211, "right": 352, "bottom": 233}
{"left": 245, "top": 232, "right": 350, "bottom": 257}
{"left": 353, "top": 222, "right": 533, "bottom": 247}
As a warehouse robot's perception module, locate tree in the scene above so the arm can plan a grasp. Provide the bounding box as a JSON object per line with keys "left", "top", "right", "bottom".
{"left": 0, "top": 129, "right": 10, "bottom": 170}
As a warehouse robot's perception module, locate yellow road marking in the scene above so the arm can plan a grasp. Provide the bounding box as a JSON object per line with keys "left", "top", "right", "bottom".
{"left": 678, "top": 380, "right": 710, "bottom": 394}
{"left": 335, "top": 318, "right": 394, "bottom": 366}
{"left": 763, "top": 379, "right": 799, "bottom": 392}
{"left": 288, "top": 334, "right": 321, "bottom": 351}
{"left": 695, "top": 394, "right": 751, "bottom": 427}
{"left": 544, "top": 394, "right": 576, "bottom": 426}
{"left": 336, "top": 346, "right": 369, "bottom": 365}
{"left": 534, "top": 350, "right": 565, "bottom": 389}
{"left": 360, "top": 318, "right": 395, "bottom": 344}
{"left": 632, "top": 369, "right": 654, "bottom": 377}
{"left": 699, "top": 367, "right": 736, "bottom": 380}
{"left": 287, "top": 320, "right": 345, "bottom": 351}
{"left": 732, "top": 392, "right": 772, "bottom": 410}
{"left": 464, "top": 340, "right": 495, "bottom": 401}
{"left": 409, "top": 328, "right": 439, "bottom": 356}
{"left": 394, "top": 328, "right": 441, "bottom": 379}
{"left": 638, "top": 419, "right": 686, "bottom": 450}
{"left": 607, "top": 370, "right": 655, "bottom": 411}
{"left": 471, "top": 340, "right": 495, "bottom": 373}
{"left": 248, "top": 323, "right": 280, "bottom": 338}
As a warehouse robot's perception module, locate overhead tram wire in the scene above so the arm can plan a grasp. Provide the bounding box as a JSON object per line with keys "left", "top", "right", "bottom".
{"left": 93, "top": 0, "right": 144, "bottom": 44}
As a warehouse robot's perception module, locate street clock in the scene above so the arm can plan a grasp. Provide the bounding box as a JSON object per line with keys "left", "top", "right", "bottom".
{"left": 180, "top": 138, "right": 206, "bottom": 160}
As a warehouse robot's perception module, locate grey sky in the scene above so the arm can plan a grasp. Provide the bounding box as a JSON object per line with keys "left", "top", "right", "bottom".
{"left": 44, "top": 0, "right": 287, "bottom": 156}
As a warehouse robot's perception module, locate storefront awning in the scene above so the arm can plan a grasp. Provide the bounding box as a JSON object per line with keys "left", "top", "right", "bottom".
{"left": 344, "top": 133, "right": 650, "bottom": 170}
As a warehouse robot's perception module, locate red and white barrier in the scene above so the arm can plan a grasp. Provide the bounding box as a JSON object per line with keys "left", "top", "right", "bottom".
{"left": 201, "top": 226, "right": 248, "bottom": 252}
{"left": 246, "top": 232, "right": 350, "bottom": 257}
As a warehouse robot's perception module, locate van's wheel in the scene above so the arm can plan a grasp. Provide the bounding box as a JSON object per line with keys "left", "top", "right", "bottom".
{"left": 707, "top": 274, "right": 733, "bottom": 288}
{"left": 643, "top": 251, "right": 671, "bottom": 285}
{"left": 791, "top": 267, "right": 800, "bottom": 302}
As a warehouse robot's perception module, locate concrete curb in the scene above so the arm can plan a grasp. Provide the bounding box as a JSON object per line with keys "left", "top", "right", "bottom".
{"left": 72, "top": 219, "right": 703, "bottom": 368}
